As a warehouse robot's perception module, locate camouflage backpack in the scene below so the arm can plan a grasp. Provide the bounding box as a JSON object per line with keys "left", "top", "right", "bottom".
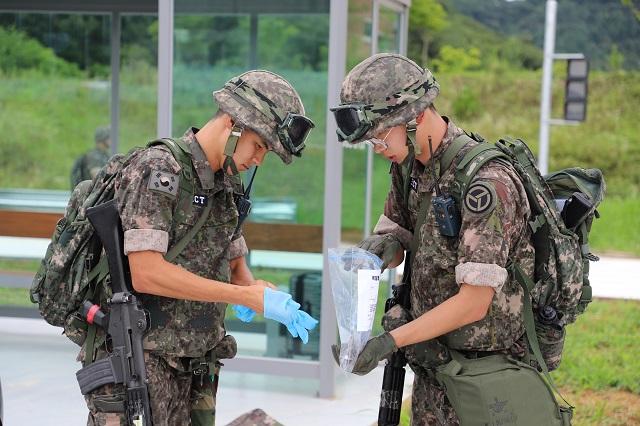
{"left": 443, "top": 135, "right": 605, "bottom": 373}
{"left": 31, "top": 138, "right": 201, "bottom": 346}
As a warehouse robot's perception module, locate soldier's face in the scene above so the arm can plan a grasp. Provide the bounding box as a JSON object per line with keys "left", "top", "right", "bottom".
{"left": 372, "top": 125, "right": 409, "bottom": 164}
{"left": 232, "top": 129, "right": 269, "bottom": 173}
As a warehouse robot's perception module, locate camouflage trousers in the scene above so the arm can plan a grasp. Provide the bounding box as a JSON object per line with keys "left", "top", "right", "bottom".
{"left": 410, "top": 372, "right": 459, "bottom": 426}
{"left": 84, "top": 351, "right": 220, "bottom": 426}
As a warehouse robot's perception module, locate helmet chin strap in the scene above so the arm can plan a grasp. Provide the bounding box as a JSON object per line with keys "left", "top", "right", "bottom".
{"left": 406, "top": 121, "right": 422, "bottom": 156}
{"left": 223, "top": 124, "right": 243, "bottom": 176}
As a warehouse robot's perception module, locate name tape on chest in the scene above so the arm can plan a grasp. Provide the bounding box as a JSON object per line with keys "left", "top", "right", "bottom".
{"left": 148, "top": 170, "right": 179, "bottom": 197}
{"left": 193, "top": 194, "right": 208, "bottom": 207}
{"left": 464, "top": 182, "right": 497, "bottom": 216}
{"left": 410, "top": 177, "right": 418, "bottom": 192}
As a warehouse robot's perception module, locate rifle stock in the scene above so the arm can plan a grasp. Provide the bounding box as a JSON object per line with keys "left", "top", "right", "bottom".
{"left": 378, "top": 252, "right": 412, "bottom": 426}
{"left": 84, "top": 199, "right": 153, "bottom": 426}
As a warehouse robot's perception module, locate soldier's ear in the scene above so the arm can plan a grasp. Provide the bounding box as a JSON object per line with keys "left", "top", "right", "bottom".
{"left": 415, "top": 111, "right": 425, "bottom": 125}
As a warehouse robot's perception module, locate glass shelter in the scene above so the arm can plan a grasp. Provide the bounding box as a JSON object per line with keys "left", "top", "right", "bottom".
{"left": 0, "top": 0, "right": 410, "bottom": 397}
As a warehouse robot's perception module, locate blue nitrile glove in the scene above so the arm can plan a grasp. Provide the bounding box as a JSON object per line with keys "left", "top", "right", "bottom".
{"left": 263, "top": 287, "right": 319, "bottom": 344}
{"left": 233, "top": 304, "right": 256, "bottom": 323}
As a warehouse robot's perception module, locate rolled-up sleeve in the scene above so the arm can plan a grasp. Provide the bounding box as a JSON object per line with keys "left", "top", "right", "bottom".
{"left": 228, "top": 235, "right": 249, "bottom": 259}
{"left": 115, "top": 148, "right": 181, "bottom": 255}
{"left": 456, "top": 163, "right": 529, "bottom": 293}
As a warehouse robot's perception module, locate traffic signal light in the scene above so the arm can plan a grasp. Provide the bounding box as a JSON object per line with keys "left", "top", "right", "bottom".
{"left": 564, "top": 58, "right": 589, "bottom": 121}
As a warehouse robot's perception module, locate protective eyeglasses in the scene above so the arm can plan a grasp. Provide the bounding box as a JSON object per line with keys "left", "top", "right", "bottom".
{"left": 364, "top": 128, "right": 392, "bottom": 153}
{"left": 330, "top": 72, "right": 436, "bottom": 143}
{"left": 226, "top": 79, "right": 315, "bottom": 156}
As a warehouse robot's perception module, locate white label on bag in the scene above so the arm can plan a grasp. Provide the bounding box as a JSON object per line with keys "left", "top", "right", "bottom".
{"left": 357, "top": 269, "right": 381, "bottom": 331}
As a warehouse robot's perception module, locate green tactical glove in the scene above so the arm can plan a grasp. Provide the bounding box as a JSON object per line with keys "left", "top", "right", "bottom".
{"left": 357, "top": 233, "right": 402, "bottom": 271}
{"left": 332, "top": 332, "right": 398, "bottom": 376}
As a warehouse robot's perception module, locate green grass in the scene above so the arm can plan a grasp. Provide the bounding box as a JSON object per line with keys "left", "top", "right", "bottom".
{"left": 0, "top": 287, "right": 30, "bottom": 305}
{"left": 0, "top": 258, "right": 41, "bottom": 272}
{"left": 552, "top": 299, "right": 640, "bottom": 393}
{"left": 590, "top": 197, "right": 640, "bottom": 256}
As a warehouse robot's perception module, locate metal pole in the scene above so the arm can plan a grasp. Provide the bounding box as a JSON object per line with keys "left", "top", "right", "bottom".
{"left": 318, "top": 0, "right": 348, "bottom": 399}
{"left": 157, "top": 0, "right": 174, "bottom": 138}
{"left": 399, "top": 3, "right": 409, "bottom": 56}
{"left": 538, "top": 0, "right": 557, "bottom": 175}
{"left": 249, "top": 14, "right": 258, "bottom": 69}
{"left": 364, "top": 0, "right": 380, "bottom": 238}
{"left": 110, "top": 12, "right": 121, "bottom": 156}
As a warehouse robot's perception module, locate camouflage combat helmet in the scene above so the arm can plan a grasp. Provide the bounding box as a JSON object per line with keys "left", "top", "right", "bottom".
{"left": 213, "top": 70, "right": 313, "bottom": 165}
{"left": 334, "top": 53, "right": 439, "bottom": 143}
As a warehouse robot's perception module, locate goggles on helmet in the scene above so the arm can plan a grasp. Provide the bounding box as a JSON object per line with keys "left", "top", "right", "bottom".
{"left": 225, "top": 79, "right": 315, "bottom": 156}
{"left": 331, "top": 72, "right": 436, "bottom": 143}
{"left": 278, "top": 112, "right": 315, "bottom": 156}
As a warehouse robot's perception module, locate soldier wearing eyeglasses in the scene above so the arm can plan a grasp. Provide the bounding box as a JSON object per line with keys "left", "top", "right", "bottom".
{"left": 330, "top": 54, "right": 534, "bottom": 425}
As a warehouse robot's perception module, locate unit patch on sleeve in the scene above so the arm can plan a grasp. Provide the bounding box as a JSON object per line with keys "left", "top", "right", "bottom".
{"left": 148, "top": 170, "right": 179, "bottom": 197}
{"left": 464, "top": 182, "right": 497, "bottom": 216}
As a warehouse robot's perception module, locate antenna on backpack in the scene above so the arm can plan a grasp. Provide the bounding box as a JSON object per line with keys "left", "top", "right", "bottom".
{"left": 428, "top": 136, "right": 442, "bottom": 197}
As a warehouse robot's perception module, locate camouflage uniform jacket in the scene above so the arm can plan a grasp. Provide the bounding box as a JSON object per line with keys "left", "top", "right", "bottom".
{"left": 374, "top": 118, "right": 535, "bottom": 352}
{"left": 114, "top": 127, "right": 248, "bottom": 359}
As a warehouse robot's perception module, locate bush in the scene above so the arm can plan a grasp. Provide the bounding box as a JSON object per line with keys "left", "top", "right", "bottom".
{"left": 0, "top": 26, "right": 81, "bottom": 77}
{"left": 452, "top": 86, "right": 481, "bottom": 120}
{"left": 432, "top": 45, "right": 482, "bottom": 73}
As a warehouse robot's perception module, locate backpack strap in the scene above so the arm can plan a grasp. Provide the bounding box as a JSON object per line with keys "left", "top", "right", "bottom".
{"left": 511, "top": 263, "right": 573, "bottom": 409}
{"left": 147, "top": 138, "right": 195, "bottom": 224}
{"left": 453, "top": 141, "right": 510, "bottom": 203}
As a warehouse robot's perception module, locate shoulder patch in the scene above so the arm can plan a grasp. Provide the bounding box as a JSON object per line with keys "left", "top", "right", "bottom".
{"left": 148, "top": 170, "right": 179, "bottom": 197}
{"left": 464, "top": 182, "right": 497, "bottom": 216}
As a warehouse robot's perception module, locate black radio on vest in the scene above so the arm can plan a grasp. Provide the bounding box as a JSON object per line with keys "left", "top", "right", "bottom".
{"left": 429, "top": 136, "right": 461, "bottom": 237}
{"left": 234, "top": 167, "right": 258, "bottom": 234}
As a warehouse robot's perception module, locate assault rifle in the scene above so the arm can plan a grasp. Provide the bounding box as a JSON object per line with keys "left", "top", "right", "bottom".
{"left": 75, "top": 199, "right": 152, "bottom": 426}
{"left": 378, "top": 252, "right": 412, "bottom": 426}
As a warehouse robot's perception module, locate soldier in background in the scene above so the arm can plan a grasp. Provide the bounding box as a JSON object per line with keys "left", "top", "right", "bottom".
{"left": 330, "top": 53, "right": 535, "bottom": 425}
{"left": 70, "top": 126, "right": 111, "bottom": 189}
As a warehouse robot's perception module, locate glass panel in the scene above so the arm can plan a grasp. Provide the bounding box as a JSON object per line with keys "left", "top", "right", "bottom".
{"left": 173, "top": 2, "right": 330, "bottom": 361}
{"left": 378, "top": 5, "right": 402, "bottom": 54}
{"left": 347, "top": 0, "right": 373, "bottom": 69}
{"left": 0, "top": 13, "right": 111, "bottom": 191}
{"left": 119, "top": 15, "right": 158, "bottom": 153}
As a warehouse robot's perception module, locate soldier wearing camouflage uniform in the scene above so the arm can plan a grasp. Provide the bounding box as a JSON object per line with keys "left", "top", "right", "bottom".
{"left": 82, "top": 71, "right": 317, "bottom": 426}
{"left": 330, "top": 53, "right": 535, "bottom": 425}
{"left": 71, "top": 126, "right": 112, "bottom": 189}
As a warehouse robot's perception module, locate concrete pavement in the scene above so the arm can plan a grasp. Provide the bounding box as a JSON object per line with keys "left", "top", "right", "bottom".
{"left": 0, "top": 317, "right": 412, "bottom": 426}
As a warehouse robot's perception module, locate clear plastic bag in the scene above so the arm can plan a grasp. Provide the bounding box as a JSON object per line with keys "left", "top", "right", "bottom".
{"left": 328, "top": 247, "right": 383, "bottom": 373}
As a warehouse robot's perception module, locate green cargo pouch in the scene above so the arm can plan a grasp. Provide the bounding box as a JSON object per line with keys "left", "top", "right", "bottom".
{"left": 435, "top": 350, "right": 572, "bottom": 426}
{"left": 92, "top": 393, "right": 126, "bottom": 413}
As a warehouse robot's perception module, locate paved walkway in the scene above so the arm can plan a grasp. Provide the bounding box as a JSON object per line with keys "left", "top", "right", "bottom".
{"left": 0, "top": 317, "right": 412, "bottom": 426}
